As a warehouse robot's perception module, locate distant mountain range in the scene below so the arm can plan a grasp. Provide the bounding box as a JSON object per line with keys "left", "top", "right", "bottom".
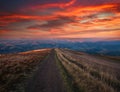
{"left": 0, "top": 39, "right": 120, "bottom": 56}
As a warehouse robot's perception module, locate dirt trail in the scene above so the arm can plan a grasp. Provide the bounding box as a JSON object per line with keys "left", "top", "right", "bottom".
{"left": 25, "top": 49, "right": 67, "bottom": 92}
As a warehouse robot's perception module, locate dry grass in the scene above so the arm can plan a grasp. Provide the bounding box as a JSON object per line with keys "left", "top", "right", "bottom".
{"left": 55, "top": 48, "right": 120, "bottom": 92}
{"left": 0, "top": 49, "right": 50, "bottom": 92}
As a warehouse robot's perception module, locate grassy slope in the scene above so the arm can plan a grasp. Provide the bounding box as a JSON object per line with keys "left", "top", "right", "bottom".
{"left": 0, "top": 48, "right": 119, "bottom": 92}
{"left": 0, "top": 49, "right": 50, "bottom": 92}
{"left": 55, "top": 51, "right": 75, "bottom": 92}
{"left": 55, "top": 48, "right": 120, "bottom": 92}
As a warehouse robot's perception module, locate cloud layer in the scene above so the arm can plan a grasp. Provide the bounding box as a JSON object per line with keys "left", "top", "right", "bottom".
{"left": 0, "top": 0, "right": 120, "bottom": 39}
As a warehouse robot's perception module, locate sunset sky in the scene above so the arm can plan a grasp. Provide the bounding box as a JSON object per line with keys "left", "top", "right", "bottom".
{"left": 0, "top": 0, "right": 120, "bottom": 40}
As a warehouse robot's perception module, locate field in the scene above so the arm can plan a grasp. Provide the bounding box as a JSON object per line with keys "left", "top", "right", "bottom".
{"left": 0, "top": 49, "right": 50, "bottom": 92}
{"left": 55, "top": 48, "right": 120, "bottom": 92}
{"left": 0, "top": 48, "right": 120, "bottom": 92}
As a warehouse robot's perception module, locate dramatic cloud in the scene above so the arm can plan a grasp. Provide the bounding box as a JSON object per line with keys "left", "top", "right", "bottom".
{"left": 0, "top": 0, "right": 120, "bottom": 39}
{"left": 28, "top": 0, "right": 76, "bottom": 10}
{"left": 28, "top": 16, "right": 76, "bottom": 31}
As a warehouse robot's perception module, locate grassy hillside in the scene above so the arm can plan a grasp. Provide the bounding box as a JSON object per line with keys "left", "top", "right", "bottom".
{"left": 0, "top": 49, "right": 50, "bottom": 92}
{"left": 0, "top": 48, "right": 119, "bottom": 92}
{"left": 55, "top": 48, "right": 120, "bottom": 92}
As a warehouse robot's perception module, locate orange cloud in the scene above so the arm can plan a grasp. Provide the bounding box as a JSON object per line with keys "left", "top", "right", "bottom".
{"left": 0, "top": 30, "right": 10, "bottom": 34}
{"left": 0, "top": 2, "right": 120, "bottom": 39}
{"left": 29, "top": 0, "right": 76, "bottom": 10}
{"left": 54, "top": 3, "right": 119, "bottom": 17}
{"left": 0, "top": 13, "right": 58, "bottom": 26}
{"left": 0, "top": 14, "right": 57, "bottom": 20}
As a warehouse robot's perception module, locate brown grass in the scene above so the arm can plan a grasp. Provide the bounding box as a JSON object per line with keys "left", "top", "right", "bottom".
{"left": 55, "top": 48, "right": 120, "bottom": 92}
{"left": 0, "top": 49, "right": 50, "bottom": 92}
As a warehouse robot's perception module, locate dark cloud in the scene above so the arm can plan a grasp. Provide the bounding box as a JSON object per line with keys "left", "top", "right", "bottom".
{"left": 0, "top": 0, "right": 71, "bottom": 13}
{"left": 28, "top": 16, "right": 75, "bottom": 31}
{"left": 0, "top": 0, "right": 120, "bottom": 39}
{"left": 1, "top": 0, "right": 119, "bottom": 13}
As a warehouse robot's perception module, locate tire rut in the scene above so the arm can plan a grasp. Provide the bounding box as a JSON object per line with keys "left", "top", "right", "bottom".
{"left": 25, "top": 49, "right": 67, "bottom": 92}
